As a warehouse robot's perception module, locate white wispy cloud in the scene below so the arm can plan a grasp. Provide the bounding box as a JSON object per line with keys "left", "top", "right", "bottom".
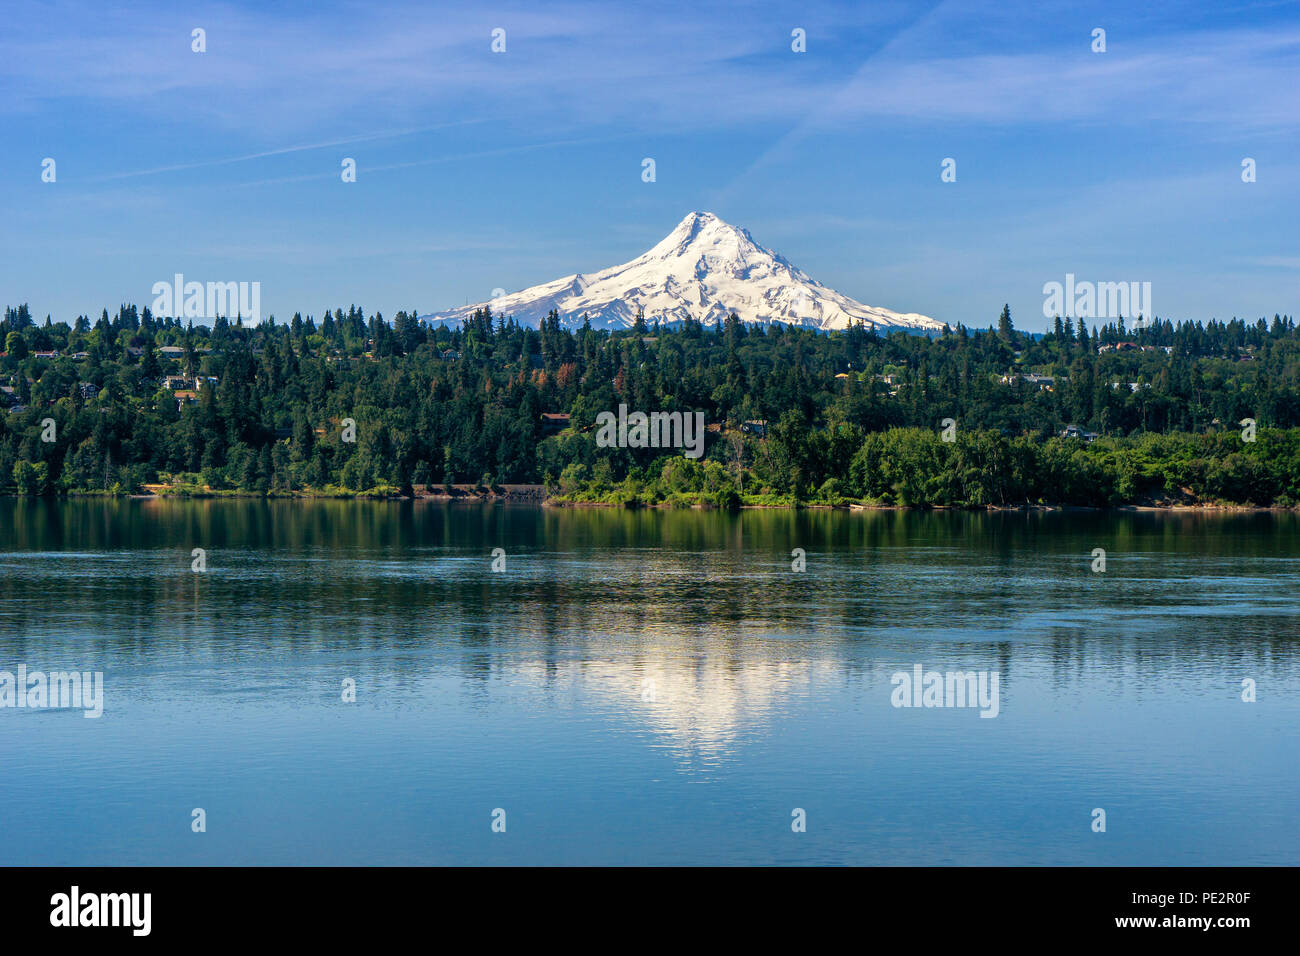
{"left": 4, "top": 1, "right": 1295, "bottom": 136}
{"left": 86, "top": 121, "right": 488, "bottom": 182}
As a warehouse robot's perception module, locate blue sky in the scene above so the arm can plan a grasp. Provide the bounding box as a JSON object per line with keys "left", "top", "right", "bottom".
{"left": 2, "top": 0, "right": 1297, "bottom": 331}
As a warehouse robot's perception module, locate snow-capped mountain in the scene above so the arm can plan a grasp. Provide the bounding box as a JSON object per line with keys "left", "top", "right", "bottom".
{"left": 421, "top": 212, "right": 944, "bottom": 333}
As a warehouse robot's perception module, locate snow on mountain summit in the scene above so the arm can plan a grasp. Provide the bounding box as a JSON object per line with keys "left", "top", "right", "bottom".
{"left": 422, "top": 212, "right": 944, "bottom": 333}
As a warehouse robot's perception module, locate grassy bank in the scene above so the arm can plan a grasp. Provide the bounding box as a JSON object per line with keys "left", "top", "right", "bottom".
{"left": 548, "top": 427, "right": 1300, "bottom": 509}
{"left": 18, "top": 426, "right": 1300, "bottom": 510}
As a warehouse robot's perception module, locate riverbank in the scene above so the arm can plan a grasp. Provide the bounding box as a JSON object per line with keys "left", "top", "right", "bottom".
{"left": 27, "top": 485, "right": 1293, "bottom": 513}
{"left": 543, "top": 497, "right": 1299, "bottom": 513}
{"left": 119, "top": 481, "right": 550, "bottom": 501}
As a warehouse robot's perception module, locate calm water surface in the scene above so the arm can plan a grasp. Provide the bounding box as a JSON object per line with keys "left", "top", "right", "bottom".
{"left": 1, "top": 499, "right": 1296, "bottom": 865}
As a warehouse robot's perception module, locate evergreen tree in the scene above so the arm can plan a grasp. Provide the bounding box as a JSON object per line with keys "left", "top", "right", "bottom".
{"left": 998, "top": 304, "right": 1014, "bottom": 343}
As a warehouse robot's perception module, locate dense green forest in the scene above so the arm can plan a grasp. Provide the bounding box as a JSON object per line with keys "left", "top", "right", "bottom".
{"left": 2, "top": 301, "right": 1299, "bottom": 507}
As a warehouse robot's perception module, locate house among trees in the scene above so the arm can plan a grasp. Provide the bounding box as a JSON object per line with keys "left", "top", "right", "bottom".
{"left": 1060, "top": 425, "right": 1098, "bottom": 441}
{"left": 1097, "top": 341, "right": 1140, "bottom": 354}
{"left": 540, "top": 412, "right": 571, "bottom": 435}
{"left": 1000, "top": 373, "right": 1056, "bottom": 390}
{"left": 741, "top": 420, "right": 769, "bottom": 437}
{"left": 173, "top": 389, "right": 199, "bottom": 410}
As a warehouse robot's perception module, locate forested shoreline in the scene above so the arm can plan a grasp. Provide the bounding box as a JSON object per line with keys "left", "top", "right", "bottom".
{"left": 3, "top": 301, "right": 1299, "bottom": 508}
